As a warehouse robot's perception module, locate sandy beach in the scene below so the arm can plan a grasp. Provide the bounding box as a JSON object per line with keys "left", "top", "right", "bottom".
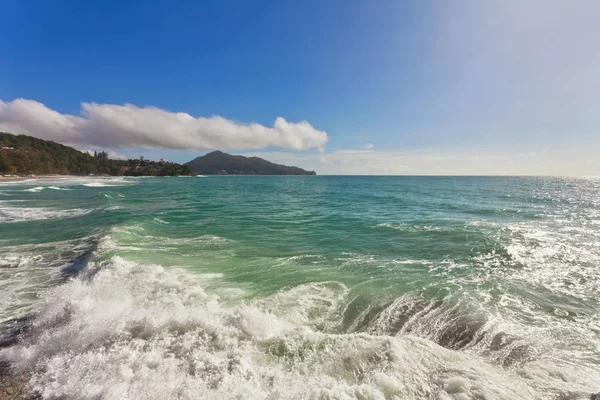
{"left": 0, "top": 175, "right": 88, "bottom": 182}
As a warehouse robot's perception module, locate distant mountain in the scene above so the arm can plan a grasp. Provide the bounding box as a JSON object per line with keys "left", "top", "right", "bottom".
{"left": 0, "top": 132, "right": 191, "bottom": 176}
{"left": 184, "top": 151, "right": 316, "bottom": 175}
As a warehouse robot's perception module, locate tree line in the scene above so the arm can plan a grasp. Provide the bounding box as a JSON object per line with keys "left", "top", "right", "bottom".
{"left": 0, "top": 132, "right": 192, "bottom": 176}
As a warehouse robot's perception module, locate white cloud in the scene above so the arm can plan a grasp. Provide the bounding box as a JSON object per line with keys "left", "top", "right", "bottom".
{"left": 365, "top": 143, "right": 374, "bottom": 149}
{"left": 0, "top": 99, "right": 328, "bottom": 151}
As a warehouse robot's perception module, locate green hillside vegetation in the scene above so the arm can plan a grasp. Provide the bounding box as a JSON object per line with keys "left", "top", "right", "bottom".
{"left": 0, "top": 132, "right": 192, "bottom": 176}
{"left": 185, "top": 150, "right": 316, "bottom": 175}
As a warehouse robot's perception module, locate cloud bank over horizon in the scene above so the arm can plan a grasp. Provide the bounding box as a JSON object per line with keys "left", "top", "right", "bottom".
{"left": 243, "top": 148, "right": 600, "bottom": 177}
{"left": 0, "top": 98, "right": 597, "bottom": 175}
{"left": 0, "top": 99, "right": 328, "bottom": 151}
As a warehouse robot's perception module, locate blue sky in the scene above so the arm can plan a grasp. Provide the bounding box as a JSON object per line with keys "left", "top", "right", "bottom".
{"left": 1, "top": 0, "right": 599, "bottom": 174}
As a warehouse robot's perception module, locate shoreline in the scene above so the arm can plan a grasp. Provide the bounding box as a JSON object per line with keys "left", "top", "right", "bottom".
{"left": 0, "top": 175, "right": 84, "bottom": 182}
{"left": 0, "top": 174, "right": 201, "bottom": 182}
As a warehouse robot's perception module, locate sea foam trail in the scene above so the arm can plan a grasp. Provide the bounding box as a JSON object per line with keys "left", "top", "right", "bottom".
{"left": 23, "top": 186, "right": 71, "bottom": 192}
{"left": 0, "top": 206, "right": 91, "bottom": 223}
{"left": 3, "top": 255, "right": 599, "bottom": 400}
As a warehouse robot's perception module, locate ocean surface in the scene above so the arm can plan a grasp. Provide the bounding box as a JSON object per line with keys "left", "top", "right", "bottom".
{"left": 0, "top": 175, "right": 599, "bottom": 399}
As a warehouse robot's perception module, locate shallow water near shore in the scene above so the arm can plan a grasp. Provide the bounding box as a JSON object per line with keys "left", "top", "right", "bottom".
{"left": 1, "top": 175, "right": 599, "bottom": 399}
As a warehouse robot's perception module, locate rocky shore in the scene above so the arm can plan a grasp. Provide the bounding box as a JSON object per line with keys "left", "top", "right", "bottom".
{"left": 0, "top": 369, "right": 29, "bottom": 400}
{"left": 0, "top": 318, "right": 32, "bottom": 400}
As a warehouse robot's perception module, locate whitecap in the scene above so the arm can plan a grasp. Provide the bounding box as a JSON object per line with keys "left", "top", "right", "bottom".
{"left": 25, "top": 186, "right": 45, "bottom": 193}
{"left": 0, "top": 206, "right": 92, "bottom": 223}
{"left": 80, "top": 177, "right": 135, "bottom": 187}
{"left": 83, "top": 182, "right": 122, "bottom": 187}
{"left": 375, "top": 222, "right": 442, "bottom": 231}
{"left": 83, "top": 182, "right": 113, "bottom": 187}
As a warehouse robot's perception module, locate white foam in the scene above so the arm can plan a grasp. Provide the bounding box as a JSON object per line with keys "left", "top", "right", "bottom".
{"left": 25, "top": 185, "right": 73, "bottom": 192}
{"left": 496, "top": 221, "right": 600, "bottom": 304}
{"left": 109, "top": 225, "right": 231, "bottom": 247}
{"left": 0, "top": 236, "right": 97, "bottom": 322}
{"left": 375, "top": 222, "right": 442, "bottom": 231}
{"left": 1, "top": 176, "right": 137, "bottom": 190}
{"left": 0, "top": 254, "right": 43, "bottom": 269}
{"left": 0, "top": 206, "right": 92, "bottom": 223}
{"left": 3, "top": 256, "right": 599, "bottom": 399}
{"left": 82, "top": 178, "right": 131, "bottom": 187}
{"left": 83, "top": 182, "right": 118, "bottom": 187}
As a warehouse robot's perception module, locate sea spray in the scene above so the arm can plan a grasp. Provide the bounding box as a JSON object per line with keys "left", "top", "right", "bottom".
{"left": 2, "top": 256, "right": 565, "bottom": 399}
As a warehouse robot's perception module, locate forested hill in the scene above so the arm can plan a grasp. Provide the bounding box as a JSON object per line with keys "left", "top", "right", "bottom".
{"left": 0, "top": 132, "right": 191, "bottom": 176}
{"left": 184, "top": 151, "right": 316, "bottom": 175}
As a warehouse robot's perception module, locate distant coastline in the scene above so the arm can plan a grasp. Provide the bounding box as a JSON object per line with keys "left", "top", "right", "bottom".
{"left": 1, "top": 132, "right": 317, "bottom": 177}
{"left": 184, "top": 150, "right": 316, "bottom": 175}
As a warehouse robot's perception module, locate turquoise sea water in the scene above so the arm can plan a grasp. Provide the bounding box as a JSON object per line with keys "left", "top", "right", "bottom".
{"left": 1, "top": 176, "right": 599, "bottom": 399}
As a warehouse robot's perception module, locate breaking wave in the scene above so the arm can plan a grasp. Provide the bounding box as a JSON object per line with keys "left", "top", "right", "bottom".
{"left": 2, "top": 238, "right": 599, "bottom": 399}
{"left": 0, "top": 257, "right": 560, "bottom": 399}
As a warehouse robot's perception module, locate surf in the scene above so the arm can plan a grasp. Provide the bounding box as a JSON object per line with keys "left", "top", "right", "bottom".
{"left": 1, "top": 176, "right": 600, "bottom": 399}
